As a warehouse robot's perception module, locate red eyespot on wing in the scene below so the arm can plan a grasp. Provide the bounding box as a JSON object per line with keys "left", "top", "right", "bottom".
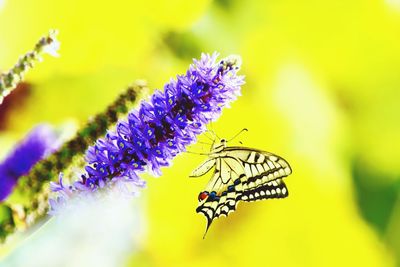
{"left": 198, "top": 191, "right": 209, "bottom": 202}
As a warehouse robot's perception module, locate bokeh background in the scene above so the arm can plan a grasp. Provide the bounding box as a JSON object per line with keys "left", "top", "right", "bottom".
{"left": 0, "top": 0, "right": 400, "bottom": 266}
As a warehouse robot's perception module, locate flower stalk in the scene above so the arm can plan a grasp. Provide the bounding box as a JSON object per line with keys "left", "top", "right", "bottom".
{"left": 0, "top": 30, "right": 60, "bottom": 104}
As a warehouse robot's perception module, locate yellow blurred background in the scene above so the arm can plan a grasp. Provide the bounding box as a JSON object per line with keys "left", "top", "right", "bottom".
{"left": 1, "top": 0, "right": 400, "bottom": 266}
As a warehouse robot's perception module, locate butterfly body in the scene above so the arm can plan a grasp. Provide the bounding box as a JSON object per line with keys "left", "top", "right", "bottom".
{"left": 190, "top": 139, "right": 292, "bottom": 236}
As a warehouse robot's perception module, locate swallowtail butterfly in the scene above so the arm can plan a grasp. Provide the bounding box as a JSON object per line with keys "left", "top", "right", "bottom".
{"left": 190, "top": 131, "right": 292, "bottom": 237}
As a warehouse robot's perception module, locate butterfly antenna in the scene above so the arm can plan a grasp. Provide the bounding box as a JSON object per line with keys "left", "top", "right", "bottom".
{"left": 203, "top": 131, "right": 215, "bottom": 142}
{"left": 184, "top": 150, "right": 211, "bottom": 156}
{"left": 197, "top": 140, "right": 212, "bottom": 146}
{"left": 209, "top": 129, "right": 220, "bottom": 140}
{"left": 209, "top": 122, "right": 221, "bottom": 140}
{"left": 227, "top": 128, "right": 248, "bottom": 143}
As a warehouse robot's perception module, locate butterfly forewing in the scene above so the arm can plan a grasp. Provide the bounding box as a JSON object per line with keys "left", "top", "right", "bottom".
{"left": 194, "top": 146, "right": 292, "bottom": 237}
{"left": 190, "top": 158, "right": 216, "bottom": 177}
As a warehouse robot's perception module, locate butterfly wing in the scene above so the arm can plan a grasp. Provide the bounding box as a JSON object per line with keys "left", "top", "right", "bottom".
{"left": 189, "top": 158, "right": 216, "bottom": 177}
{"left": 195, "top": 157, "right": 243, "bottom": 237}
{"left": 196, "top": 147, "right": 292, "bottom": 237}
{"left": 239, "top": 178, "right": 289, "bottom": 201}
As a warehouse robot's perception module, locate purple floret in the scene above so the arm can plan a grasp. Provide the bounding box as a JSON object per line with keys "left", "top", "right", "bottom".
{"left": 0, "top": 125, "right": 58, "bottom": 201}
{"left": 49, "top": 53, "right": 244, "bottom": 213}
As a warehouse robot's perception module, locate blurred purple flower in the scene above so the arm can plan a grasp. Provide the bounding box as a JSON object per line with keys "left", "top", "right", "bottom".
{"left": 0, "top": 125, "right": 59, "bottom": 201}
{"left": 49, "top": 53, "right": 244, "bottom": 213}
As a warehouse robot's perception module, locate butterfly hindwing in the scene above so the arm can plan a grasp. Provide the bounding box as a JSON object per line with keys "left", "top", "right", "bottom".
{"left": 240, "top": 178, "right": 288, "bottom": 202}
{"left": 196, "top": 185, "right": 241, "bottom": 237}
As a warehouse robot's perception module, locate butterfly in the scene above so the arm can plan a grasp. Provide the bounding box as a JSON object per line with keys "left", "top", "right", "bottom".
{"left": 190, "top": 129, "right": 292, "bottom": 237}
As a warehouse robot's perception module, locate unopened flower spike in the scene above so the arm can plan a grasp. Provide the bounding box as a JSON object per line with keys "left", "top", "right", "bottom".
{"left": 0, "top": 30, "right": 60, "bottom": 104}
{"left": 50, "top": 52, "right": 245, "bottom": 214}
{"left": 17, "top": 82, "right": 147, "bottom": 197}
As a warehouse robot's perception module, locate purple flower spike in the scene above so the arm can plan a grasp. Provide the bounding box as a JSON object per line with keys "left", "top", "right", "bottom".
{"left": 0, "top": 124, "right": 59, "bottom": 201}
{"left": 50, "top": 53, "right": 244, "bottom": 212}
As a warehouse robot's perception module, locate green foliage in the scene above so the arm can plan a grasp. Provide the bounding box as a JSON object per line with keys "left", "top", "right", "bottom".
{"left": 352, "top": 159, "right": 400, "bottom": 235}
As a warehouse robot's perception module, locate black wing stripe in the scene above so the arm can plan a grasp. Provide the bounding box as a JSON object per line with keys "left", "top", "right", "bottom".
{"left": 244, "top": 168, "right": 288, "bottom": 186}
{"left": 240, "top": 180, "right": 288, "bottom": 202}
{"left": 196, "top": 193, "right": 239, "bottom": 228}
